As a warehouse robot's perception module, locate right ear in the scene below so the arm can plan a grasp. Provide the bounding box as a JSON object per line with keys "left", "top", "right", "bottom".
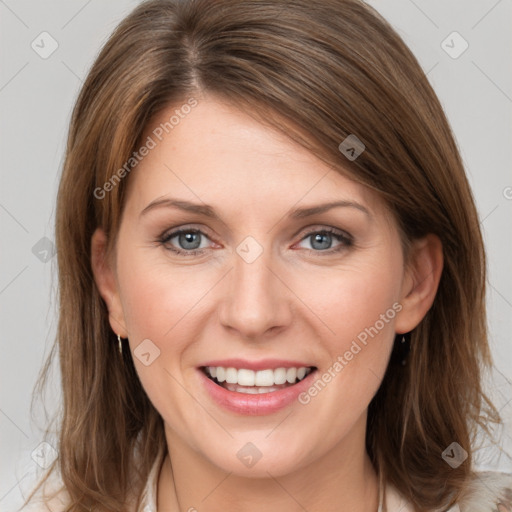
{"left": 90, "top": 227, "right": 128, "bottom": 337}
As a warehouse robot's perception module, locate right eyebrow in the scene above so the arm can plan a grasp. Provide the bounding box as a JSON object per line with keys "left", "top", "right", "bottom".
{"left": 140, "top": 198, "right": 221, "bottom": 220}
{"left": 139, "top": 197, "right": 371, "bottom": 221}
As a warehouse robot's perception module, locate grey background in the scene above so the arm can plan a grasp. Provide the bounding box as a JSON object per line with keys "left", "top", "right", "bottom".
{"left": 1, "top": 0, "right": 511, "bottom": 509}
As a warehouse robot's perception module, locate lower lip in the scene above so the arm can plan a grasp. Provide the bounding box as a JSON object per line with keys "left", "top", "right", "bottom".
{"left": 198, "top": 368, "right": 317, "bottom": 415}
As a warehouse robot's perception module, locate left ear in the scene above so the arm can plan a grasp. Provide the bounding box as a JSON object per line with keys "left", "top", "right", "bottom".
{"left": 395, "top": 233, "right": 443, "bottom": 334}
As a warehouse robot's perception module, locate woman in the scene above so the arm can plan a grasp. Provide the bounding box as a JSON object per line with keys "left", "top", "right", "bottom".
{"left": 20, "top": 0, "right": 512, "bottom": 511}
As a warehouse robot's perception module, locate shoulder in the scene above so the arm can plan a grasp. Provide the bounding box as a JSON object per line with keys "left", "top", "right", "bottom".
{"left": 456, "top": 470, "right": 512, "bottom": 512}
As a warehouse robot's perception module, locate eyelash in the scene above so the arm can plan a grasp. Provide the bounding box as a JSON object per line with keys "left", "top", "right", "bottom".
{"left": 157, "top": 226, "right": 353, "bottom": 257}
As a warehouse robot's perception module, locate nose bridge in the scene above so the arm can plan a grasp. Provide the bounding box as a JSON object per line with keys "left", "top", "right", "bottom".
{"left": 218, "top": 239, "right": 291, "bottom": 338}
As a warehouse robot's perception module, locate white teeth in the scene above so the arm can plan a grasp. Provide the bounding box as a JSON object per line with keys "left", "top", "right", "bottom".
{"left": 286, "top": 367, "right": 297, "bottom": 383}
{"left": 216, "top": 367, "right": 226, "bottom": 382}
{"left": 237, "top": 369, "right": 255, "bottom": 386}
{"left": 225, "top": 367, "right": 238, "bottom": 384}
{"left": 273, "top": 367, "right": 287, "bottom": 385}
{"left": 205, "top": 365, "right": 312, "bottom": 387}
{"left": 224, "top": 383, "right": 281, "bottom": 394}
{"left": 241, "top": 387, "right": 260, "bottom": 394}
{"left": 255, "top": 369, "right": 274, "bottom": 387}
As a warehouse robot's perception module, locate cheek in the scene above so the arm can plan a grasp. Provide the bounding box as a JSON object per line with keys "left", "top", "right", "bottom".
{"left": 294, "top": 271, "right": 400, "bottom": 429}
{"left": 324, "top": 266, "right": 401, "bottom": 393}
{"left": 116, "top": 256, "right": 211, "bottom": 425}
{"left": 117, "top": 252, "right": 206, "bottom": 341}
{"left": 294, "top": 260, "right": 402, "bottom": 349}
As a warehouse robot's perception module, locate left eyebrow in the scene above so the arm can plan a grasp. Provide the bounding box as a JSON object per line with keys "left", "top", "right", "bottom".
{"left": 290, "top": 200, "right": 371, "bottom": 219}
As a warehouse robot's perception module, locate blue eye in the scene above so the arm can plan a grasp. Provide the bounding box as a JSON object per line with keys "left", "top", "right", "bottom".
{"left": 159, "top": 228, "right": 211, "bottom": 256}
{"left": 297, "top": 228, "right": 353, "bottom": 254}
{"left": 158, "top": 226, "right": 353, "bottom": 257}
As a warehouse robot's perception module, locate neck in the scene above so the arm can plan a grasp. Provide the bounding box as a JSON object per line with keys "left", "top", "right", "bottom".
{"left": 157, "top": 415, "right": 380, "bottom": 512}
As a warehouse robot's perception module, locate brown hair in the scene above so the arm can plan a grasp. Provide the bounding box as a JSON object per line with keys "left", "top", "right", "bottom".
{"left": 23, "top": 0, "right": 502, "bottom": 510}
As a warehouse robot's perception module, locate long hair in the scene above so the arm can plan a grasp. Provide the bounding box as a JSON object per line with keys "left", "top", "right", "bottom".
{"left": 22, "top": 1, "right": 502, "bottom": 510}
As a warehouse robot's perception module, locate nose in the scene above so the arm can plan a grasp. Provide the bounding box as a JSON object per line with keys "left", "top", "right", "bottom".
{"left": 218, "top": 246, "right": 293, "bottom": 340}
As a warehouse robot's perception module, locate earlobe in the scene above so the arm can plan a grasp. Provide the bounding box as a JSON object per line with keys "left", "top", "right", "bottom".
{"left": 395, "top": 234, "right": 444, "bottom": 334}
{"left": 90, "top": 228, "right": 128, "bottom": 337}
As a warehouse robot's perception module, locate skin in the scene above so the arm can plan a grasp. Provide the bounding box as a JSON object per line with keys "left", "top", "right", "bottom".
{"left": 91, "top": 93, "right": 443, "bottom": 512}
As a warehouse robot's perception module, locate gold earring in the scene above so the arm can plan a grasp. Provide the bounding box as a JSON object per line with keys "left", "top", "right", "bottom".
{"left": 117, "top": 334, "right": 123, "bottom": 355}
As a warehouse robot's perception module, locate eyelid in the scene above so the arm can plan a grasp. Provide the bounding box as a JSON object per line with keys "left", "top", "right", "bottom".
{"left": 160, "top": 223, "right": 216, "bottom": 241}
{"left": 159, "top": 225, "right": 218, "bottom": 248}
{"left": 297, "top": 224, "right": 353, "bottom": 242}
{"left": 292, "top": 226, "right": 353, "bottom": 254}
{"left": 158, "top": 223, "right": 354, "bottom": 256}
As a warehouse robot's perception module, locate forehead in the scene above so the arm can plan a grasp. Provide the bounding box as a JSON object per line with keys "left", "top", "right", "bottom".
{"left": 125, "top": 94, "right": 387, "bottom": 218}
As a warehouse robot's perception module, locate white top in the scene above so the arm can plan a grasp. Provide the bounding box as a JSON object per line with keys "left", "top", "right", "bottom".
{"left": 18, "top": 444, "right": 512, "bottom": 512}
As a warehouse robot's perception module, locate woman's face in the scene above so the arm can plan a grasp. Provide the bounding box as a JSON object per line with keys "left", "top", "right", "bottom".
{"left": 93, "top": 94, "right": 434, "bottom": 478}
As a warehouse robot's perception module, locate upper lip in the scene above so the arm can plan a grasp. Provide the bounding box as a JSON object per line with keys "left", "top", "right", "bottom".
{"left": 199, "top": 358, "right": 316, "bottom": 371}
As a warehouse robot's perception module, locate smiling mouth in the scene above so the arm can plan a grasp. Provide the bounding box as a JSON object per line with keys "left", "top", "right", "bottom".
{"left": 201, "top": 365, "right": 317, "bottom": 394}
